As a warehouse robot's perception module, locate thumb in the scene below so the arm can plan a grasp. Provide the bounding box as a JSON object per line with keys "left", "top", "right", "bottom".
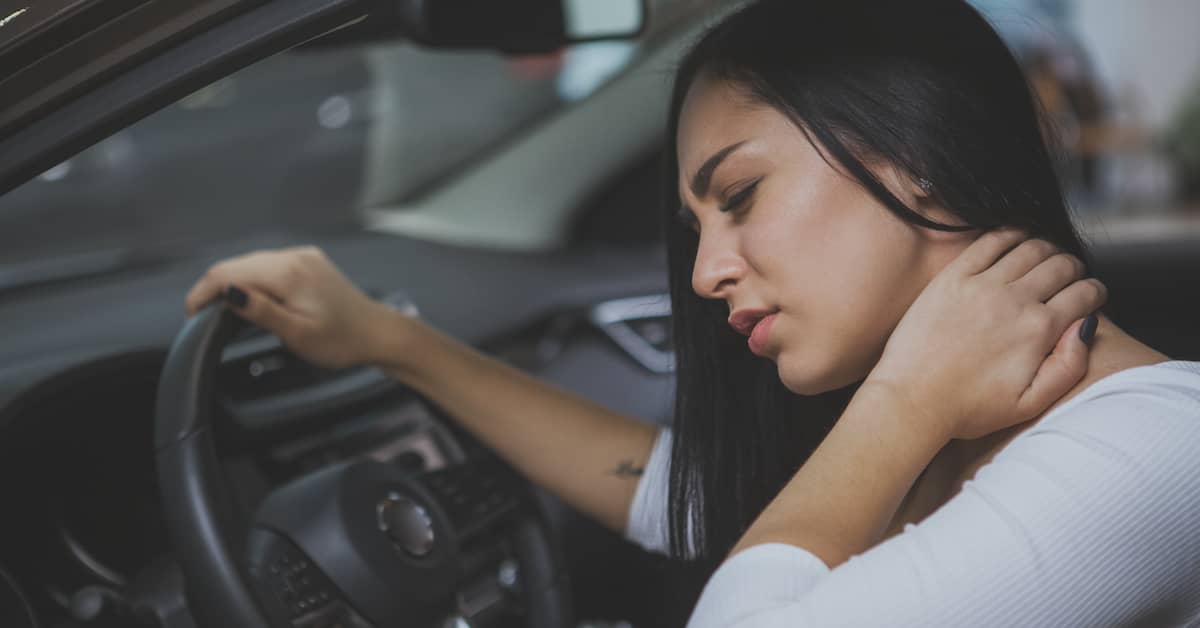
{"left": 1017, "top": 314, "right": 1097, "bottom": 417}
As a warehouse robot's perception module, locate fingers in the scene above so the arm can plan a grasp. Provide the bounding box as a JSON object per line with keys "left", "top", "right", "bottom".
{"left": 228, "top": 285, "right": 311, "bottom": 342}
{"left": 184, "top": 248, "right": 315, "bottom": 316}
{"left": 960, "top": 229, "right": 1090, "bottom": 307}
{"left": 1017, "top": 317, "right": 1092, "bottom": 417}
{"left": 185, "top": 255, "right": 252, "bottom": 316}
{"left": 981, "top": 238, "right": 1062, "bottom": 284}
{"left": 184, "top": 276, "right": 222, "bottom": 316}
{"left": 183, "top": 280, "right": 309, "bottom": 341}
{"left": 952, "top": 228, "right": 1028, "bottom": 276}
{"left": 1008, "top": 252, "right": 1086, "bottom": 302}
{"left": 1043, "top": 277, "right": 1107, "bottom": 330}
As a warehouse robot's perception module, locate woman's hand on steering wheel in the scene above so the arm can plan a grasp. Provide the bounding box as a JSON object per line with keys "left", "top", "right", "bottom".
{"left": 184, "top": 246, "right": 404, "bottom": 370}
{"left": 866, "top": 228, "right": 1107, "bottom": 441}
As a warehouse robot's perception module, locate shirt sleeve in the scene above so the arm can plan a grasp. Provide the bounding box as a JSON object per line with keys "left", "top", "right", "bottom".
{"left": 687, "top": 367, "right": 1200, "bottom": 628}
{"left": 623, "top": 427, "right": 673, "bottom": 554}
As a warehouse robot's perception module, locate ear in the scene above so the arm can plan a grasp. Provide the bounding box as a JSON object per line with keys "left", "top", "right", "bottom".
{"left": 909, "top": 184, "right": 963, "bottom": 228}
{"left": 874, "top": 162, "right": 973, "bottom": 241}
{"left": 875, "top": 164, "right": 947, "bottom": 216}
{"left": 871, "top": 162, "right": 920, "bottom": 202}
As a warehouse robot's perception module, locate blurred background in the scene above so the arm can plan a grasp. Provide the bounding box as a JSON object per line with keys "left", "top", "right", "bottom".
{"left": 974, "top": 0, "right": 1200, "bottom": 231}
{"left": 2, "top": 0, "right": 1199, "bottom": 274}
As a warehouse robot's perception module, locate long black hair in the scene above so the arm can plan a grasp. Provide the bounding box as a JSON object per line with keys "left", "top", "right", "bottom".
{"left": 662, "top": 0, "right": 1092, "bottom": 562}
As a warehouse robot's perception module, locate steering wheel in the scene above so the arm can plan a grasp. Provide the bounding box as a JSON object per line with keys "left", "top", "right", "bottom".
{"left": 154, "top": 304, "right": 572, "bottom": 627}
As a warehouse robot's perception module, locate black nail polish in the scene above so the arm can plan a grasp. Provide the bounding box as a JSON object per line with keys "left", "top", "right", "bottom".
{"left": 1079, "top": 314, "right": 1098, "bottom": 346}
{"left": 224, "top": 285, "right": 248, "bottom": 309}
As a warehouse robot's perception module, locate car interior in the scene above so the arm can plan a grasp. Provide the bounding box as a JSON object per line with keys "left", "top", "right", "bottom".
{"left": 0, "top": 0, "right": 1197, "bottom": 627}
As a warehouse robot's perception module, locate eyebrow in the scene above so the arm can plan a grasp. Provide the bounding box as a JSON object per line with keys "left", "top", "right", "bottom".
{"left": 689, "top": 141, "right": 747, "bottom": 200}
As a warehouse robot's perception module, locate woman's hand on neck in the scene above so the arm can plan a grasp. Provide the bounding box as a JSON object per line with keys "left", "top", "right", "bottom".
{"left": 889, "top": 315, "right": 1172, "bottom": 536}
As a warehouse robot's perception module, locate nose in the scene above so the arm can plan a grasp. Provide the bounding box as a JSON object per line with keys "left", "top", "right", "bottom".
{"left": 691, "top": 227, "right": 747, "bottom": 300}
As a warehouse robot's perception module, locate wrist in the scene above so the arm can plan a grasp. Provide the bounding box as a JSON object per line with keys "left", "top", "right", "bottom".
{"left": 360, "top": 301, "right": 425, "bottom": 375}
{"left": 852, "top": 378, "right": 954, "bottom": 453}
{"left": 733, "top": 380, "right": 951, "bottom": 566}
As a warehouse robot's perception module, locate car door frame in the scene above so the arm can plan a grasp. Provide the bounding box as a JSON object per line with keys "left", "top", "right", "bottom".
{"left": 0, "top": 0, "right": 375, "bottom": 196}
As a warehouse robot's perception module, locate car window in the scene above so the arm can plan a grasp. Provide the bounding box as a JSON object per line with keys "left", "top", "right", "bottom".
{"left": 0, "top": 37, "right": 645, "bottom": 271}
{"left": 3, "top": 0, "right": 1197, "bottom": 276}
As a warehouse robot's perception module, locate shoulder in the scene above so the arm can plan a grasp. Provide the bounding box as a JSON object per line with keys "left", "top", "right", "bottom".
{"left": 987, "top": 360, "right": 1200, "bottom": 505}
{"left": 1015, "top": 360, "right": 1200, "bottom": 474}
{"left": 852, "top": 362, "right": 1200, "bottom": 623}
{"left": 949, "top": 360, "right": 1200, "bottom": 583}
{"left": 686, "top": 365, "right": 1200, "bottom": 627}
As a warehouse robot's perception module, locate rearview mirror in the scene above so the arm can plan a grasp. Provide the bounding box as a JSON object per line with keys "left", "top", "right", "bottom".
{"left": 562, "top": 0, "right": 646, "bottom": 39}
{"left": 410, "top": 0, "right": 648, "bottom": 53}
{"left": 313, "top": 0, "right": 648, "bottom": 54}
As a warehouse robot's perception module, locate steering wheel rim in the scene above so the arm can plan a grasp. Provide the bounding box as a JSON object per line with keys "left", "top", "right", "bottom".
{"left": 154, "top": 304, "right": 572, "bottom": 627}
{"left": 154, "top": 303, "right": 270, "bottom": 626}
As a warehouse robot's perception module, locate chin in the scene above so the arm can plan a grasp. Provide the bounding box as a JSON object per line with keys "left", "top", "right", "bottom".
{"left": 774, "top": 349, "right": 864, "bottom": 396}
{"left": 774, "top": 353, "right": 836, "bottom": 396}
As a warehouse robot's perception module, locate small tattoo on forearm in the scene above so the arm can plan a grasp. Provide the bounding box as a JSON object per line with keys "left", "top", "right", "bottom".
{"left": 611, "top": 460, "right": 644, "bottom": 477}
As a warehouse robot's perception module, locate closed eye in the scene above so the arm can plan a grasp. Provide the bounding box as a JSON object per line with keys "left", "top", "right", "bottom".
{"left": 720, "top": 179, "right": 760, "bottom": 213}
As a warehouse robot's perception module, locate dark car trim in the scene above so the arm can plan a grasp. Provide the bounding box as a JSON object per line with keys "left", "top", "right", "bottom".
{"left": 0, "top": 0, "right": 256, "bottom": 137}
{"left": 0, "top": 0, "right": 372, "bottom": 196}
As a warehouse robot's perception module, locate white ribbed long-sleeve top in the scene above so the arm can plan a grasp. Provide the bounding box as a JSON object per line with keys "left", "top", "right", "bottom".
{"left": 624, "top": 361, "right": 1200, "bottom": 627}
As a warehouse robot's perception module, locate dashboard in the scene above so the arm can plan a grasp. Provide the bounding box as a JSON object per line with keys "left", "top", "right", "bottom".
{"left": 0, "top": 231, "right": 680, "bottom": 627}
{"left": 0, "top": 354, "right": 474, "bottom": 627}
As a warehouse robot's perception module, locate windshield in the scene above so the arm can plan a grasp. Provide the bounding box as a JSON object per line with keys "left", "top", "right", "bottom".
{"left": 3, "top": 0, "right": 1200, "bottom": 281}
{"left": 0, "top": 37, "right": 644, "bottom": 273}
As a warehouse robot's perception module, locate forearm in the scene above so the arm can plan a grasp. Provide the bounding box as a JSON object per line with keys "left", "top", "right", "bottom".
{"left": 731, "top": 381, "right": 949, "bottom": 567}
{"left": 369, "top": 308, "right": 659, "bottom": 534}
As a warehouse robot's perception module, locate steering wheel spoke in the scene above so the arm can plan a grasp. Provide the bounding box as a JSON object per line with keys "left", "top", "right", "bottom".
{"left": 156, "top": 304, "right": 569, "bottom": 628}
{"left": 244, "top": 527, "right": 372, "bottom": 627}
{"left": 416, "top": 459, "right": 523, "bottom": 542}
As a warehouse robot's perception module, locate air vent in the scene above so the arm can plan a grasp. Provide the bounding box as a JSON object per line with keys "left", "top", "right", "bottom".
{"left": 217, "top": 329, "right": 396, "bottom": 429}
{"left": 589, "top": 294, "right": 674, "bottom": 374}
{"left": 219, "top": 332, "right": 343, "bottom": 403}
{"left": 215, "top": 291, "right": 415, "bottom": 427}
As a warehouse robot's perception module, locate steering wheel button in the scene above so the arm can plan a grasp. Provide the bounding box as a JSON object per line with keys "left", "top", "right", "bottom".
{"left": 377, "top": 495, "right": 437, "bottom": 557}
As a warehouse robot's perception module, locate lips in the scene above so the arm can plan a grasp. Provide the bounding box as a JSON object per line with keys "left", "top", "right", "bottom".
{"left": 728, "top": 308, "right": 780, "bottom": 356}
{"left": 728, "top": 309, "right": 774, "bottom": 336}
{"left": 747, "top": 314, "right": 778, "bottom": 356}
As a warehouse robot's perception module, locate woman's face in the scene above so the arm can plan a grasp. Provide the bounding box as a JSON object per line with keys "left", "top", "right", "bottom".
{"left": 676, "top": 76, "right": 972, "bottom": 395}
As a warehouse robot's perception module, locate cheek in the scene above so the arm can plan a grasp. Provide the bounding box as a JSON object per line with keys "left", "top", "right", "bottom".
{"left": 769, "top": 210, "right": 924, "bottom": 393}
{"left": 772, "top": 316, "right": 871, "bottom": 394}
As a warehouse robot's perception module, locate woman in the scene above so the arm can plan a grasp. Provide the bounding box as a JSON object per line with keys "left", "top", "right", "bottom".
{"left": 186, "top": 0, "right": 1200, "bottom": 625}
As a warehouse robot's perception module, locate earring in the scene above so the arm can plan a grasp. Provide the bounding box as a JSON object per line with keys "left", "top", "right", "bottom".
{"left": 917, "top": 177, "right": 935, "bottom": 194}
